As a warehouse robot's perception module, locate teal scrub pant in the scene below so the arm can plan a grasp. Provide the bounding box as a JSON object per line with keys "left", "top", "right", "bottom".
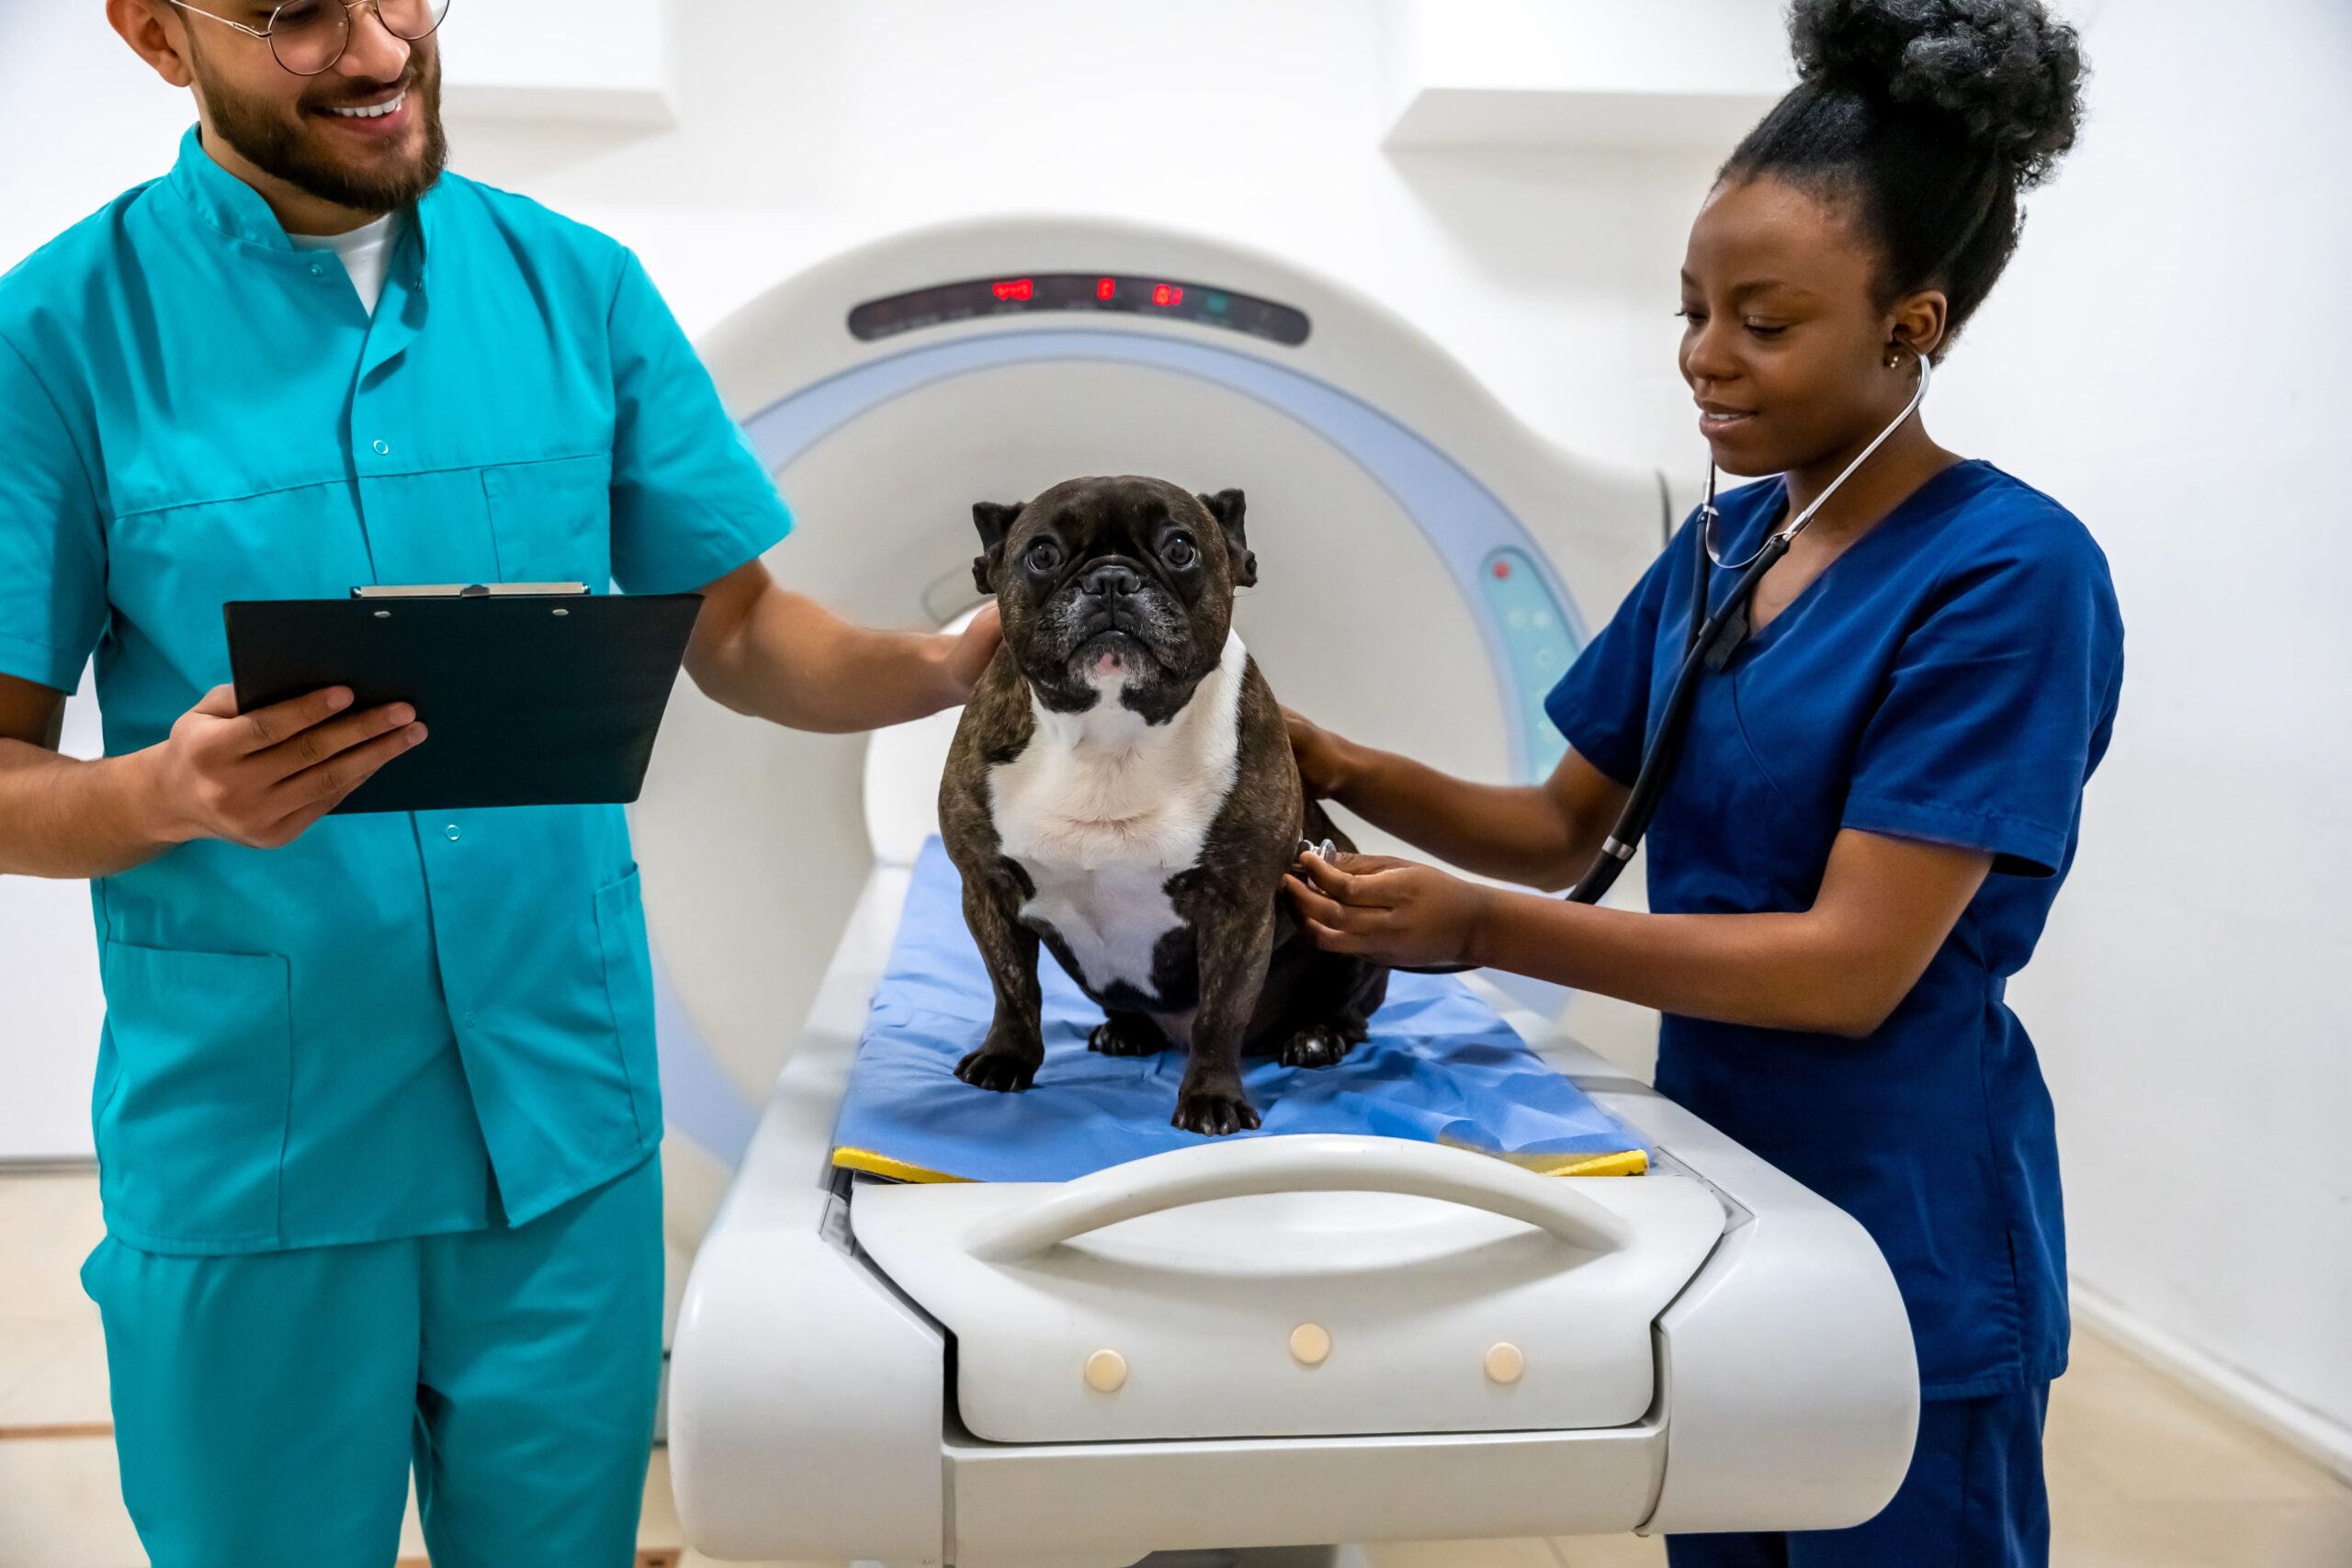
{"left": 81, "top": 1156, "right": 664, "bottom": 1568}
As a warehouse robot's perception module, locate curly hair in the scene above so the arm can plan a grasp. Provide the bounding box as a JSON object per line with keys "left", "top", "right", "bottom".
{"left": 1723, "top": 0, "right": 2089, "bottom": 353}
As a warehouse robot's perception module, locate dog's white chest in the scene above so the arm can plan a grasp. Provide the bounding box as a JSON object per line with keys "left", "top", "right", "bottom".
{"left": 989, "top": 634, "right": 1248, "bottom": 1003}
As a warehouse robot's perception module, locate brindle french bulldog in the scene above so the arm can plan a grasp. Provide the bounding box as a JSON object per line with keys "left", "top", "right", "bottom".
{"left": 936, "top": 476, "right": 1387, "bottom": 1134}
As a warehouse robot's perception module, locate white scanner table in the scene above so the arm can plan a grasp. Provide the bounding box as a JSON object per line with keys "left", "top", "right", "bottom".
{"left": 668, "top": 865, "right": 1920, "bottom": 1566}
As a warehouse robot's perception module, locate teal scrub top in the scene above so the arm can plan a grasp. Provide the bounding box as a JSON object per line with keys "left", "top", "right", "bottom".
{"left": 0, "top": 130, "right": 794, "bottom": 1256}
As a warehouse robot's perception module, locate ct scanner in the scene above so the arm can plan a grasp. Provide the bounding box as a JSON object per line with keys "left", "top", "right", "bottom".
{"left": 639, "top": 218, "right": 1920, "bottom": 1563}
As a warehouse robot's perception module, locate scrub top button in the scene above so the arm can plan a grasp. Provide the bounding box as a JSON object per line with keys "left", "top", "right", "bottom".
{"left": 372, "top": 438, "right": 390, "bottom": 456}
{"left": 461, "top": 1010, "right": 476, "bottom": 1029}
{"left": 444, "top": 824, "right": 460, "bottom": 841}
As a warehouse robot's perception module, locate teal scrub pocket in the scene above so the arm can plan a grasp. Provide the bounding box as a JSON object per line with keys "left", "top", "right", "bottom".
{"left": 481, "top": 451, "right": 615, "bottom": 586}
{"left": 593, "top": 866, "right": 661, "bottom": 1138}
{"left": 96, "top": 943, "right": 293, "bottom": 1249}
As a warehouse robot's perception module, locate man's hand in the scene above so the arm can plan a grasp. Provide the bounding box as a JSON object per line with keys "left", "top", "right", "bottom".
{"left": 1283, "top": 849, "right": 1493, "bottom": 970}
{"left": 147, "top": 684, "right": 426, "bottom": 851}
{"left": 1283, "top": 707, "right": 1360, "bottom": 800}
{"left": 939, "top": 602, "right": 1002, "bottom": 705}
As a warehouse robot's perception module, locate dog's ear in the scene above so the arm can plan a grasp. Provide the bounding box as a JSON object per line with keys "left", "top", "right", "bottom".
{"left": 1196, "top": 488, "right": 1256, "bottom": 587}
{"left": 971, "top": 501, "right": 1024, "bottom": 596}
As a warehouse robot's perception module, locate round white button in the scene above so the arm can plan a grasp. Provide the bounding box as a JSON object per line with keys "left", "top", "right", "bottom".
{"left": 1289, "top": 1324, "right": 1331, "bottom": 1367}
{"left": 1083, "top": 1349, "right": 1127, "bottom": 1393}
{"left": 1485, "top": 1342, "right": 1526, "bottom": 1384}
{"left": 372, "top": 439, "right": 390, "bottom": 456}
{"left": 444, "top": 824, "right": 460, "bottom": 841}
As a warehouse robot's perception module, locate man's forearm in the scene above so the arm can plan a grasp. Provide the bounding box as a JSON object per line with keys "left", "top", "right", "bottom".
{"left": 0, "top": 740, "right": 177, "bottom": 879}
{"left": 691, "top": 585, "right": 963, "bottom": 733}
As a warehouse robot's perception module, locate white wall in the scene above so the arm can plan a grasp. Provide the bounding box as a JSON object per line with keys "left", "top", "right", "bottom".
{"left": 1384, "top": 0, "right": 1789, "bottom": 150}
{"left": 0, "top": 671, "right": 106, "bottom": 1161}
{"left": 0, "top": 5, "right": 203, "bottom": 1159}
{"left": 437, "top": 0, "right": 674, "bottom": 126}
{"left": 3, "top": 0, "right": 2346, "bottom": 1471}
{"left": 1929, "top": 0, "right": 2352, "bottom": 1471}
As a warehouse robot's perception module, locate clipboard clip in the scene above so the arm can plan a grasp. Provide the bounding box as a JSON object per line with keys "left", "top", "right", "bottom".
{"left": 350, "top": 582, "right": 592, "bottom": 601}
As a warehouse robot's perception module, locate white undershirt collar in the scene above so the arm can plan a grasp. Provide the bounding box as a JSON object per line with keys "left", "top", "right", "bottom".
{"left": 287, "top": 209, "right": 403, "bottom": 316}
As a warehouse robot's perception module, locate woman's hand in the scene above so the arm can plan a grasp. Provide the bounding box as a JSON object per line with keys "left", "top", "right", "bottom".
{"left": 1283, "top": 707, "right": 1360, "bottom": 801}
{"left": 1283, "top": 849, "right": 1493, "bottom": 970}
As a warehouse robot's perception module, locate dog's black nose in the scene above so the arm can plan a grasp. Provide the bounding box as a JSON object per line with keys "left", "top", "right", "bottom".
{"left": 1080, "top": 560, "right": 1144, "bottom": 598}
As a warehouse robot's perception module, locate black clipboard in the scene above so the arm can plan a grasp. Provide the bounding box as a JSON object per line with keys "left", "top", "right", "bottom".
{"left": 224, "top": 585, "right": 704, "bottom": 815}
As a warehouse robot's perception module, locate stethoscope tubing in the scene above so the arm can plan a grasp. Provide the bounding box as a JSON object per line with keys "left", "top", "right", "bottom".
{"left": 1566, "top": 349, "right": 1931, "bottom": 906}
{"left": 1704, "top": 353, "right": 1934, "bottom": 570}
{"left": 1319, "top": 350, "right": 1932, "bottom": 970}
{"left": 1562, "top": 526, "right": 1785, "bottom": 906}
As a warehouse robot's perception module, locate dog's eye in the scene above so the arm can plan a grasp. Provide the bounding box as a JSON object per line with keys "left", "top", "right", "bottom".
{"left": 1162, "top": 535, "right": 1198, "bottom": 569}
{"left": 1024, "top": 539, "right": 1063, "bottom": 573}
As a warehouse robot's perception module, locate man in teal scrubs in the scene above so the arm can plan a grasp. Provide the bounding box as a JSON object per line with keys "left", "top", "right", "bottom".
{"left": 0, "top": 5, "right": 999, "bottom": 1564}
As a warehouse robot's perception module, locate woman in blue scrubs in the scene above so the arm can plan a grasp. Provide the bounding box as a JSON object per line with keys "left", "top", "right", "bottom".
{"left": 1285, "top": 3, "right": 2116, "bottom": 1564}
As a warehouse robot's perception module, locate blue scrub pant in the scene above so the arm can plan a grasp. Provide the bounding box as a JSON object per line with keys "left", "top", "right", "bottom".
{"left": 1666, "top": 1384, "right": 2051, "bottom": 1568}
{"left": 81, "top": 1155, "right": 663, "bottom": 1568}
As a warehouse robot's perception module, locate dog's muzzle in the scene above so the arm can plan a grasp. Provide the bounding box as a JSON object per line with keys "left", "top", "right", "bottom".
{"left": 1060, "top": 559, "right": 1179, "bottom": 658}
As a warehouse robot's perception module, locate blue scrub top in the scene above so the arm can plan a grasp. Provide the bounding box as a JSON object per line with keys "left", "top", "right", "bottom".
{"left": 0, "top": 130, "right": 793, "bottom": 1255}
{"left": 1546, "top": 459, "right": 2123, "bottom": 1397}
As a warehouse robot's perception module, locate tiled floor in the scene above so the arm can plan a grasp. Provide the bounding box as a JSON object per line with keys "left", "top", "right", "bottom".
{"left": 5, "top": 1170, "right": 2348, "bottom": 1568}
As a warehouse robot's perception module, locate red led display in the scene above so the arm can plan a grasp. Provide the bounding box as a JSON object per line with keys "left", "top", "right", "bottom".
{"left": 847, "top": 275, "right": 1311, "bottom": 347}
{"left": 1492, "top": 559, "right": 1513, "bottom": 581}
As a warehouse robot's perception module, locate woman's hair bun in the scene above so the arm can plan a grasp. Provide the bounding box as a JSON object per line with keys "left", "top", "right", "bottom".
{"left": 1791, "top": 0, "right": 2086, "bottom": 189}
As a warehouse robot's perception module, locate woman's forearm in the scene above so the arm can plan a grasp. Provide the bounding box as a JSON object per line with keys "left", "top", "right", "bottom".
{"left": 1466, "top": 893, "right": 1899, "bottom": 1036}
{"left": 1329, "top": 744, "right": 1606, "bottom": 890}
{"left": 1462, "top": 829, "right": 1991, "bottom": 1035}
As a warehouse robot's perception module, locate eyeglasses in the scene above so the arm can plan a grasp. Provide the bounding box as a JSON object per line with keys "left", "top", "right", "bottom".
{"left": 167, "top": 0, "right": 451, "bottom": 79}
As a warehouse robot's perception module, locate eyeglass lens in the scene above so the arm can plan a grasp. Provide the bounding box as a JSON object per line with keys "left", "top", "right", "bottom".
{"left": 269, "top": 0, "right": 450, "bottom": 76}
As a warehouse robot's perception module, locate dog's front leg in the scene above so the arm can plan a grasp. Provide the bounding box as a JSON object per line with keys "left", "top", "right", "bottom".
{"left": 955, "top": 876, "right": 1046, "bottom": 1093}
{"left": 1172, "top": 902, "right": 1275, "bottom": 1135}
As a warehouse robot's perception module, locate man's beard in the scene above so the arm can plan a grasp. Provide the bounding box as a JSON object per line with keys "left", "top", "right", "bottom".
{"left": 198, "top": 47, "right": 448, "bottom": 216}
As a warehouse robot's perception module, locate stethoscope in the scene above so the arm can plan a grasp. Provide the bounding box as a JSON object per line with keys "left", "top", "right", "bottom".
{"left": 1302, "top": 344, "right": 1933, "bottom": 969}
{"left": 1564, "top": 344, "right": 1934, "bottom": 905}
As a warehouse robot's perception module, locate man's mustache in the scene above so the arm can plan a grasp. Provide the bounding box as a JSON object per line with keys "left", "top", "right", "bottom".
{"left": 300, "top": 64, "right": 425, "bottom": 115}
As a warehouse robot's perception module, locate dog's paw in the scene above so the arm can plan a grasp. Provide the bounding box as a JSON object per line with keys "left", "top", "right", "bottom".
{"left": 1172, "top": 1082, "right": 1261, "bottom": 1137}
{"left": 1089, "top": 1015, "right": 1169, "bottom": 1056}
{"left": 956, "top": 1041, "right": 1041, "bottom": 1093}
{"left": 1278, "top": 1023, "right": 1354, "bottom": 1070}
